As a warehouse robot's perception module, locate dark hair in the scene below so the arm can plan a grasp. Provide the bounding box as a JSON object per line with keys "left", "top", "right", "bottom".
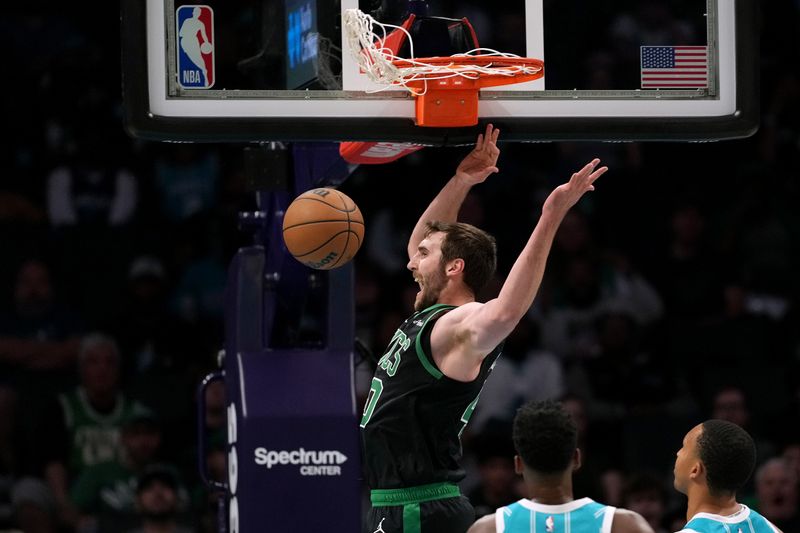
{"left": 697, "top": 419, "right": 756, "bottom": 495}
{"left": 425, "top": 221, "right": 497, "bottom": 296}
{"left": 512, "top": 400, "right": 577, "bottom": 474}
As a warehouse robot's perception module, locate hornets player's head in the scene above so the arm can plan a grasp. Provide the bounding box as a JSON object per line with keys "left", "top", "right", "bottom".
{"left": 512, "top": 400, "right": 580, "bottom": 480}
{"left": 407, "top": 221, "right": 497, "bottom": 311}
{"left": 673, "top": 420, "right": 756, "bottom": 498}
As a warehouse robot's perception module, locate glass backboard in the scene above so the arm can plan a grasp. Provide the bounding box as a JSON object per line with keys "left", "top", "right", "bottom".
{"left": 121, "top": 0, "right": 759, "bottom": 143}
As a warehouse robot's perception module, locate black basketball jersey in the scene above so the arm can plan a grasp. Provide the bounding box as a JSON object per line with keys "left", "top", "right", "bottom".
{"left": 361, "top": 303, "right": 503, "bottom": 489}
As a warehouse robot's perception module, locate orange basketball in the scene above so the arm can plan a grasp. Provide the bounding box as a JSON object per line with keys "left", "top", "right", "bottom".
{"left": 282, "top": 188, "right": 365, "bottom": 270}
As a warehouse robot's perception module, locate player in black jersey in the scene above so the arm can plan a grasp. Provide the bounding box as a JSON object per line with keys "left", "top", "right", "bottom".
{"left": 361, "top": 123, "right": 608, "bottom": 533}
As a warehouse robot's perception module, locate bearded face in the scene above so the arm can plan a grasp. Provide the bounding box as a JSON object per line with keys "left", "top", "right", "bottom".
{"left": 414, "top": 260, "right": 448, "bottom": 311}
{"left": 409, "top": 232, "right": 450, "bottom": 311}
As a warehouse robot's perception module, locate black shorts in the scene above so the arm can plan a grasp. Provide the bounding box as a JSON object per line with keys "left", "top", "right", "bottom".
{"left": 364, "top": 492, "right": 475, "bottom": 533}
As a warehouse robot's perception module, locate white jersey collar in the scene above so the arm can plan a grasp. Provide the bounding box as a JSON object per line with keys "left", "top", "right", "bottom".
{"left": 517, "top": 497, "right": 595, "bottom": 513}
{"left": 690, "top": 504, "right": 751, "bottom": 523}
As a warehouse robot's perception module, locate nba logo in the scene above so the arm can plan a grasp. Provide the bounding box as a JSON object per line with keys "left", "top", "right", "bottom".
{"left": 176, "top": 5, "right": 215, "bottom": 88}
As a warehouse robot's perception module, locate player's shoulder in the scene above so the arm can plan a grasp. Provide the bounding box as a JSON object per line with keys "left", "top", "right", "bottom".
{"left": 747, "top": 507, "right": 783, "bottom": 533}
{"left": 610, "top": 508, "right": 656, "bottom": 533}
{"left": 438, "top": 300, "right": 482, "bottom": 317}
{"left": 466, "top": 513, "right": 496, "bottom": 533}
{"left": 428, "top": 301, "right": 481, "bottom": 331}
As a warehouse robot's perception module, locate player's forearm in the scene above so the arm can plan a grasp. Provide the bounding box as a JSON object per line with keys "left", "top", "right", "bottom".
{"left": 408, "top": 175, "right": 473, "bottom": 257}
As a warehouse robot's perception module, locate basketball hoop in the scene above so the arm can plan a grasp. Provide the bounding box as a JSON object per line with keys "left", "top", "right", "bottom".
{"left": 343, "top": 8, "right": 544, "bottom": 127}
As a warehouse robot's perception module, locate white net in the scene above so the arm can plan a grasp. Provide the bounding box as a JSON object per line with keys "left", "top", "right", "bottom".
{"left": 342, "top": 8, "right": 543, "bottom": 96}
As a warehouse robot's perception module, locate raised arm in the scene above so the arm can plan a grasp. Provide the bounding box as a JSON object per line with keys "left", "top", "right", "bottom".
{"left": 442, "top": 158, "right": 608, "bottom": 359}
{"left": 407, "top": 123, "right": 500, "bottom": 258}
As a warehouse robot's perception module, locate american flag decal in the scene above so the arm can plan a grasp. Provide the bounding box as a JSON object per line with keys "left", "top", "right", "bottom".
{"left": 640, "top": 46, "right": 708, "bottom": 88}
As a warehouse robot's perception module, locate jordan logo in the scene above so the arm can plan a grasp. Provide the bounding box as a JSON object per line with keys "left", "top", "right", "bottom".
{"left": 176, "top": 5, "right": 215, "bottom": 88}
{"left": 545, "top": 515, "right": 555, "bottom": 532}
{"left": 373, "top": 517, "right": 387, "bottom": 533}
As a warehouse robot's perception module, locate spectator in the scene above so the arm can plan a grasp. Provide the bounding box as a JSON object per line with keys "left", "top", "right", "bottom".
{"left": 44, "top": 119, "right": 141, "bottom": 323}
{"left": 37, "top": 333, "right": 150, "bottom": 529}
{"left": 70, "top": 411, "right": 166, "bottom": 532}
{"left": 126, "top": 465, "right": 195, "bottom": 533}
{"left": 753, "top": 457, "right": 800, "bottom": 532}
{"left": 0, "top": 257, "right": 83, "bottom": 376}
{"left": 622, "top": 472, "right": 669, "bottom": 533}
{"left": 711, "top": 385, "right": 777, "bottom": 471}
{"left": 45, "top": 137, "right": 138, "bottom": 230}
{"left": 0, "top": 257, "right": 85, "bottom": 477}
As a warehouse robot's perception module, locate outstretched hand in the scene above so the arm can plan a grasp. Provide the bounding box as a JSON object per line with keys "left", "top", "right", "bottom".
{"left": 454, "top": 123, "right": 501, "bottom": 185}
{"left": 543, "top": 158, "right": 608, "bottom": 215}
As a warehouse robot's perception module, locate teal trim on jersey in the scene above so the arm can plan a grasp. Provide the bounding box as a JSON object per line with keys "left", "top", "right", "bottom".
{"left": 403, "top": 503, "right": 421, "bottom": 533}
{"left": 371, "top": 482, "right": 460, "bottom": 506}
{"left": 413, "top": 304, "right": 455, "bottom": 379}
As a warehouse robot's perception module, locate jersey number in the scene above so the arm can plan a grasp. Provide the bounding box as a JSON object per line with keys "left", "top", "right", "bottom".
{"left": 360, "top": 377, "right": 383, "bottom": 428}
{"left": 377, "top": 330, "right": 410, "bottom": 377}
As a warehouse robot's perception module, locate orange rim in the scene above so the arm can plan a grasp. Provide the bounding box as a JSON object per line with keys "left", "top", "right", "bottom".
{"left": 391, "top": 54, "right": 543, "bottom": 71}
{"left": 391, "top": 55, "right": 543, "bottom": 88}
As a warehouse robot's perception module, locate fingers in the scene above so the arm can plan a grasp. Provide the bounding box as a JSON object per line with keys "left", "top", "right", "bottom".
{"left": 577, "top": 159, "right": 605, "bottom": 177}
{"left": 476, "top": 124, "right": 500, "bottom": 153}
{"left": 484, "top": 123, "right": 500, "bottom": 148}
{"left": 570, "top": 159, "right": 607, "bottom": 191}
{"left": 591, "top": 166, "right": 609, "bottom": 180}
{"left": 579, "top": 158, "right": 601, "bottom": 174}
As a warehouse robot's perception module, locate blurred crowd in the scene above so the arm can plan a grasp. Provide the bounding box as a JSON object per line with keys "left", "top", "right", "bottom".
{"left": 2, "top": 1, "right": 799, "bottom": 533}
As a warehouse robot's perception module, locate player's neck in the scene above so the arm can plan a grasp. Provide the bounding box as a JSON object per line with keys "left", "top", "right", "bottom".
{"left": 686, "top": 486, "right": 741, "bottom": 520}
{"left": 436, "top": 283, "right": 474, "bottom": 307}
{"left": 526, "top": 472, "right": 574, "bottom": 505}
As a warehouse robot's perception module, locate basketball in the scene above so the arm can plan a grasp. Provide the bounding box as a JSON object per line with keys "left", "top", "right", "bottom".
{"left": 200, "top": 42, "right": 213, "bottom": 54}
{"left": 282, "top": 188, "right": 365, "bottom": 270}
